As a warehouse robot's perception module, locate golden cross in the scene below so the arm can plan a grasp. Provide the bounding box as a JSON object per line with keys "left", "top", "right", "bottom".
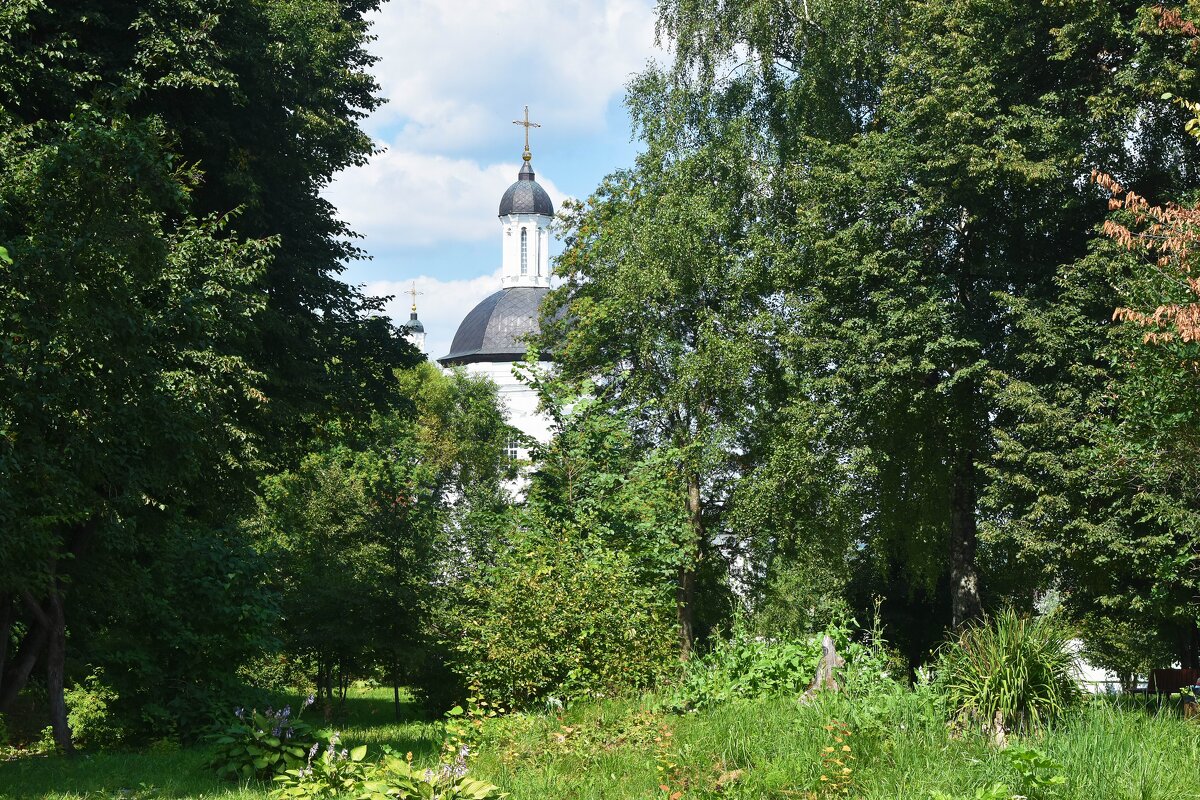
{"left": 407, "top": 281, "right": 423, "bottom": 313}
{"left": 512, "top": 105, "right": 541, "bottom": 159}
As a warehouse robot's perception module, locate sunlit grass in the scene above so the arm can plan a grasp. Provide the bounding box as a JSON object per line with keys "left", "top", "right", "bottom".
{"left": 2, "top": 687, "right": 1198, "bottom": 800}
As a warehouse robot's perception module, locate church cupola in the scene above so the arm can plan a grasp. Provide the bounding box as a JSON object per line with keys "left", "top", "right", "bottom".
{"left": 498, "top": 107, "right": 553, "bottom": 288}
{"left": 400, "top": 282, "right": 426, "bottom": 354}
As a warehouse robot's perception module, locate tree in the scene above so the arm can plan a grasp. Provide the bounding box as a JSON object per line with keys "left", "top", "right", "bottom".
{"left": 0, "top": 112, "right": 271, "bottom": 750}
{"left": 980, "top": 3, "right": 1200, "bottom": 669}
{"left": 248, "top": 363, "right": 517, "bottom": 715}
{"left": 0, "top": 0, "right": 413, "bottom": 747}
{"left": 444, "top": 364, "right": 681, "bottom": 704}
{"left": 248, "top": 415, "right": 438, "bottom": 709}
{"left": 543, "top": 96, "right": 766, "bottom": 657}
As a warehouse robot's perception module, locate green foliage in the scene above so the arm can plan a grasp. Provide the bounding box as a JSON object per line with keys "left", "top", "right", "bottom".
{"left": 936, "top": 610, "right": 1081, "bottom": 736}
{"left": 1001, "top": 744, "right": 1067, "bottom": 799}
{"left": 358, "top": 747, "right": 507, "bottom": 800}
{"left": 207, "top": 704, "right": 320, "bottom": 782}
{"left": 64, "top": 668, "right": 123, "bottom": 750}
{"left": 929, "top": 785, "right": 1012, "bottom": 800}
{"left": 450, "top": 526, "right": 675, "bottom": 707}
{"left": 929, "top": 745, "right": 1067, "bottom": 800}
{"left": 248, "top": 363, "right": 514, "bottom": 706}
{"left": 666, "top": 632, "right": 824, "bottom": 711}
{"left": 667, "top": 610, "right": 901, "bottom": 712}
{"left": 7, "top": 686, "right": 1200, "bottom": 800}
{"left": 542, "top": 82, "right": 764, "bottom": 654}
{"left": 272, "top": 736, "right": 368, "bottom": 799}
{"left": 269, "top": 740, "right": 507, "bottom": 800}
{"left": 0, "top": 0, "right": 414, "bottom": 749}
{"left": 744, "top": 556, "right": 852, "bottom": 642}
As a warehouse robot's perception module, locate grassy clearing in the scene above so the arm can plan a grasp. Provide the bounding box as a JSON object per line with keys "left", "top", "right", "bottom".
{"left": 2, "top": 687, "right": 1198, "bottom": 800}
{"left": 0, "top": 688, "right": 440, "bottom": 800}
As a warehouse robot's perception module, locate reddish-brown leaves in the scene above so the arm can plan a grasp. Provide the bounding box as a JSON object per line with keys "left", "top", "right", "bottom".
{"left": 1093, "top": 169, "right": 1200, "bottom": 344}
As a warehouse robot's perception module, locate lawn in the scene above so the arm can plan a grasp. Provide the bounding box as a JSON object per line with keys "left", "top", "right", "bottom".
{"left": 2, "top": 687, "right": 1198, "bottom": 800}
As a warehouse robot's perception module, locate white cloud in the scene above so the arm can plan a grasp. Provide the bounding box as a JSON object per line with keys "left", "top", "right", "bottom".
{"left": 365, "top": 0, "right": 662, "bottom": 147}
{"left": 327, "top": 150, "right": 566, "bottom": 248}
{"left": 370, "top": 271, "right": 503, "bottom": 361}
{"left": 329, "top": 2, "right": 662, "bottom": 274}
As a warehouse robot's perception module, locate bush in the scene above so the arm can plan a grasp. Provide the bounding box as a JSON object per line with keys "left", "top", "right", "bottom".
{"left": 65, "top": 668, "right": 124, "bottom": 749}
{"left": 207, "top": 698, "right": 321, "bottom": 781}
{"left": 665, "top": 631, "right": 824, "bottom": 711}
{"left": 449, "top": 531, "right": 675, "bottom": 707}
{"left": 666, "top": 608, "right": 903, "bottom": 711}
{"left": 274, "top": 744, "right": 505, "bottom": 800}
{"left": 935, "top": 609, "right": 1081, "bottom": 738}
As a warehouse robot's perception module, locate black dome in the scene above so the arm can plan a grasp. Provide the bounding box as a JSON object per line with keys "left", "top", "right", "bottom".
{"left": 401, "top": 311, "right": 424, "bottom": 334}
{"left": 498, "top": 160, "right": 554, "bottom": 217}
{"left": 438, "top": 287, "right": 550, "bottom": 365}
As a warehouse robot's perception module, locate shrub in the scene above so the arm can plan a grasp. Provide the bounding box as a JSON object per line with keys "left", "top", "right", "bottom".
{"left": 665, "top": 631, "right": 824, "bottom": 711}
{"left": 273, "top": 744, "right": 506, "bottom": 800}
{"left": 935, "top": 609, "right": 1081, "bottom": 738}
{"left": 208, "top": 698, "right": 321, "bottom": 781}
{"left": 665, "top": 610, "right": 903, "bottom": 711}
{"left": 64, "top": 667, "right": 124, "bottom": 749}
{"left": 449, "top": 532, "right": 675, "bottom": 707}
{"left": 360, "top": 746, "right": 506, "bottom": 800}
{"left": 271, "top": 735, "right": 368, "bottom": 799}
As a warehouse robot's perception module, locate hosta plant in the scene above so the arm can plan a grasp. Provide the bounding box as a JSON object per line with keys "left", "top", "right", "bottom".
{"left": 208, "top": 697, "right": 321, "bottom": 781}
{"left": 272, "top": 734, "right": 368, "bottom": 799}
{"left": 359, "top": 746, "right": 507, "bottom": 800}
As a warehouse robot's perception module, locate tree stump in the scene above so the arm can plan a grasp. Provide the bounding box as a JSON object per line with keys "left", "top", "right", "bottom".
{"left": 802, "top": 635, "right": 846, "bottom": 701}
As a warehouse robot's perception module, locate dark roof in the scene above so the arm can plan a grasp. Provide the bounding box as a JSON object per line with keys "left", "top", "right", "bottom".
{"left": 498, "top": 160, "right": 554, "bottom": 217}
{"left": 401, "top": 311, "right": 424, "bottom": 334}
{"left": 438, "top": 286, "right": 550, "bottom": 365}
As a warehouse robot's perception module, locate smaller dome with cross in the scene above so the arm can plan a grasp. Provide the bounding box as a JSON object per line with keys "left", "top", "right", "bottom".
{"left": 498, "top": 160, "right": 554, "bottom": 217}
{"left": 401, "top": 311, "right": 424, "bottom": 334}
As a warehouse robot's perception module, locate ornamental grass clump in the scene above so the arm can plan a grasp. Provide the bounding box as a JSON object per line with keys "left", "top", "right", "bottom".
{"left": 936, "top": 609, "right": 1080, "bottom": 741}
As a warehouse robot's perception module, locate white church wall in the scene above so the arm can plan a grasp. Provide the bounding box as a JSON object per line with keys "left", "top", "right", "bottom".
{"left": 461, "top": 361, "right": 552, "bottom": 449}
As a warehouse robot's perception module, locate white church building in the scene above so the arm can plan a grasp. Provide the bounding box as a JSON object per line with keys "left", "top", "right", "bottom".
{"left": 401, "top": 121, "right": 555, "bottom": 456}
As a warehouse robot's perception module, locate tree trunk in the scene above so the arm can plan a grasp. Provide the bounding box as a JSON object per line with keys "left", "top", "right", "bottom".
{"left": 1180, "top": 624, "right": 1199, "bottom": 670}
{"left": 677, "top": 471, "right": 703, "bottom": 660}
{"left": 949, "top": 449, "right": 982, "bottom": 629}
{"left": 46, "top": 585, "right": 74, "bottom": 754}
{"left": 393, "top": 668, "right": 401, "bottom": 722}
{"left": 0, "top": 608, "right": 49, "bottom": 713}
{"left": 0, "top": 593, "right": 12, "bottom": 689}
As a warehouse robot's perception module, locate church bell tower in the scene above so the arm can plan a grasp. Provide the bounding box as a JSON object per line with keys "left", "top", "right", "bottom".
{"left": 498, "top": 107, "right": 553, "bottom": 288}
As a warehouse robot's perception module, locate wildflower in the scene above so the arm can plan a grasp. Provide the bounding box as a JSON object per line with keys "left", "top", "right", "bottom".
{"left": 459, "top": 744, "right": 470, "bottom": 759}
{"left": 304, "top": 693, "right": 316, "bottom": 709}
{"left": 234, "top": 707, "right": 244, "bottom": 719}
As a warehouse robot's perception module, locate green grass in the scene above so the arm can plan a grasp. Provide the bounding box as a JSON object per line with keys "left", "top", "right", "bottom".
{"left": 2, "top": 687, "right": 1198, "bottom": 800}
{"left": 0, "top": 687, "right": 441, "bottom": 800}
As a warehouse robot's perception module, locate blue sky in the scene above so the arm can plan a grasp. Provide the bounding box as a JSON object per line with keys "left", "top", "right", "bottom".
{"left": 325, "top": 0, "right": 664, "bottom": 359}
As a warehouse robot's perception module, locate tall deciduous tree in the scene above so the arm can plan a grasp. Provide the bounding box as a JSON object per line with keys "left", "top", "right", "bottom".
{"left": 543, "top": 93, "right": 767, "bottom": 657}
{"left": 590, "top": 0, "right": 1200, "bottom": 655}
{"left": 0, "top": 0, "right": 413, "bottom": 746}
{"left": 984, "top": 0, "right": 1200, "bottom": 667}
{"left": 0, "top": 113, "right": 271, "bottom": 750}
